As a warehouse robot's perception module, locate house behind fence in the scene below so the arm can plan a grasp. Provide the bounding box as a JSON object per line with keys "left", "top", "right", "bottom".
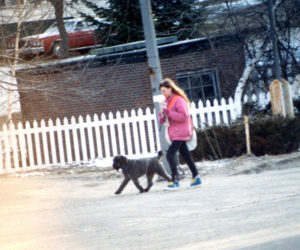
{"left": 16, "top": 34, "right": 245, "bottom": 122}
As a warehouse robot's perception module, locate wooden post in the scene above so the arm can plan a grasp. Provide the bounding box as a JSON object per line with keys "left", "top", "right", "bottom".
{"left": 244, "top": 116, "right": 251, "bottom": 155}
{"left": 270, "top": 80, "right": 286, "bottom": 117}
{"left": 269, "top": 79, "right": 294, "bottom": 118}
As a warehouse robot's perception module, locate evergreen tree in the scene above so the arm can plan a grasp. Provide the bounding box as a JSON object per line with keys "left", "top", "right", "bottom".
{"left": 152, "top": 0, "right": 199, "bottom": 39}
{"left": 76, "top": 0, "right": 199, "bottom": 46}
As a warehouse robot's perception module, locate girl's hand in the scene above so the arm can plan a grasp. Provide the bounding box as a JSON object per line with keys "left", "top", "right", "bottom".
{"left": 159, "top": 112, "right": 166, "bottom": 124}
{"left": 163, "top": 108, "right": 169, "bottom": 116}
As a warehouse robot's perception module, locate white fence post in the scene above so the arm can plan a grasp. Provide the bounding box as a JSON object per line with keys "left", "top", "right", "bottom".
{"left": 220, "top": 98, "right": 229, "bottom": 125}
{"left": 41, "top": 119, "right": 50, "bottom": 167}
{"left": 64, "top": 117, "right": 73, "bottom": 164}
{"left": 10, "top": 122, "right": 20, "bottom": 170}
{"left": 86, "top": 115, "right": 95, "bottom": 160}
{"left": 190, "top": 102, "right": 198, "bottom": 128}
{"left": 116, "top": 111, "right": 126, "bottom": 155}
{"left": 93, "top": 114, "right": 103, "bottom": 159}
{"left": 3, "top": 124, "right": 12, "bottom": 172}
{"left": 33, "top": 120, "right": 43, "bottom": 167}
{"left": 18, "top": 121, "right": 27, "bottom": 169}
{"left": 71, "top": 116, "right": 80, "bottom": 163}
{"left": 131, "top": 109, "right": 140, "bottom": 154}
{"left": 146, "top": 107, "right": 156, "bottom": 153}
{"left": 123, "top": 110, "right": 133, "bottom": 156}
{"left": 138, "top": 108, "right": 147, "bottom": 154}
{"left": 25, "top": 121, "right": 35, "bottom": 168}
{"left": 109, "top": 112, "right": 118, "bottom": 157}
{"left": 101, "top": 113, "right": 110, "bottom": 159}
{"left": 229, "top": 97, "right": 238, "bottom": 121}
{"left": 48, "top": 119, "right": 57, "bottom": 166}
{"left": 78, "top": 116, "right": 87, "bottom": 163}
{"left": 56, "top": 118, "right": 65, "bottom": 165}
{"left": 198, "top": 100, "right": 206, "bottom": 128}
{"left": 206, "top": 100, "right": 213, "bottom": 126}
{"left": 213, "top": 99, "right": 221, "bottom": 125}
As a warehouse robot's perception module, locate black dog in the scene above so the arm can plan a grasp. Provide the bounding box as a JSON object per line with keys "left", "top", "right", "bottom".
{"left": 112, "top": 152, "right": 171, "bottom": 194}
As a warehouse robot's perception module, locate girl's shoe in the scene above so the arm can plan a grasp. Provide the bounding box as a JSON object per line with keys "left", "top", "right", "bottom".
{"left": 190, "top": 176, "right": 201, "bottom": 187}
{"left": 165, "top": 181, "right": 180, "bottom": 190}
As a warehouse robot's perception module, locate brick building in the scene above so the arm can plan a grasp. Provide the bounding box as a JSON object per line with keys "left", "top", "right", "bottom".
{"left": 16, "top": 34, "right": 245, "bottom": 122}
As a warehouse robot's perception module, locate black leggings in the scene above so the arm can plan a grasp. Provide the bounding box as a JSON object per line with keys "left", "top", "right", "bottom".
{"left": 166, "top": 140, "right": 198, "bottom": 181}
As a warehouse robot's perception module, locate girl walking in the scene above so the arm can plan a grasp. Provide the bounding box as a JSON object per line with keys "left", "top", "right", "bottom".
{"left": 159, "top": 78, "right": 201, "bottom": 189}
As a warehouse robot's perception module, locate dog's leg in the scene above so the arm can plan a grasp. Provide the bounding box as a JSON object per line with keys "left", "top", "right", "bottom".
{"left": 132, "top": 179, "right": 144, "bottom": 193}
{"left": 144, "top": 173, "right": 154, "bottom": 192}
{"left": 156, "top": 165, "right": 172, "bottom": 182}
{"left": 115, "top": 177, "right": 130, "bottom": 195}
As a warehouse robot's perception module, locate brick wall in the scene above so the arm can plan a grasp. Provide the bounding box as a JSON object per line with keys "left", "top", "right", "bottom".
{"left": 17, "top": 36, "right": 245, "bottom": 122}
{"left": 160, "top": 42, "right": 245, "bottom": 98}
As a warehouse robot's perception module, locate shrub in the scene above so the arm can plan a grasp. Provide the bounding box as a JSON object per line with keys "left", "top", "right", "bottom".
{"left": 191, "top": 116, "right": 300, "bottom": 161}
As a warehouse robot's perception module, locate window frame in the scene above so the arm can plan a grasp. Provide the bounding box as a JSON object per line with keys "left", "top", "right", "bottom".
{"left": 176, "top": 68, "right": 221, "bottom": 104}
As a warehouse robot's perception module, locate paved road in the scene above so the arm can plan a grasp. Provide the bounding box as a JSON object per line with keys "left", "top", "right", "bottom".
{"left": 0, "top": 157, "right": 300, "bottom": 250}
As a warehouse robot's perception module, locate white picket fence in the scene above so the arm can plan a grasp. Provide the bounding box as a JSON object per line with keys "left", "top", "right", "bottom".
{"left": 0, "top": 94, "right": 270, "bottom": 173}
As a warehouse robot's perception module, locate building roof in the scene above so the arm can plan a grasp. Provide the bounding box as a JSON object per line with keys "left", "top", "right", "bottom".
{"left": 17, "top": 32, "right": 240, "bottom": 74}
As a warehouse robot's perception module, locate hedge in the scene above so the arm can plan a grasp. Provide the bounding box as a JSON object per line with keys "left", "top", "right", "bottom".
{"left": 191, "top": 116, "right": 300, "bottom": 162}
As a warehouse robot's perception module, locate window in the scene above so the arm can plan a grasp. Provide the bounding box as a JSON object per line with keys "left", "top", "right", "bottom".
{"left": 177, "top": 69, "right": 221, "bottom": 103}
{"left": 75, "top": 21, "right": 89, "bottom": 31}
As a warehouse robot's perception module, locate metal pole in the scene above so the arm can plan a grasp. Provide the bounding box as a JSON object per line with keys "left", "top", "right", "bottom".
{"left": 267, "top": 0, "right": 282, "bottom": 81}
{"left": 139, "top": 0, "right": 162, "bottom": 94}
{"left": 139, "top": 0, "right": 171, "bottom": 174}
{"left": 267, "top": 0, "right": 295, "bottom": 118}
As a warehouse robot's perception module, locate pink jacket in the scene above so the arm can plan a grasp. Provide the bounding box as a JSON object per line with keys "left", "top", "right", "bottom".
{"left": 159, "top": 94, "right": 192, "bottom": 141}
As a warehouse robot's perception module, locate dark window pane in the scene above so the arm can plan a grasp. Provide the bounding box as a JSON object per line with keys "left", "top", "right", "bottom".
{"left": 177, "top": 77, "right": 189, "bottom": 89}
{"left": 203, "top": 86, "right": 215, "bottom": 98}
{"left": 202, "top": 73, "right": 214, "bottom": 86}
{"left": 185, "top": 90, "right": 193, "bottom": 101}
{"left": 190, "top": 76, "right": 200, "bottom": 88}
{"left": 192, "top": 87, "right": 203, "bottom": 100}
{"left": 178, "top": 77, "right": 192, "bottom": 100}
{"left": 0, "top": 0, "right": 5, "bottom": 6}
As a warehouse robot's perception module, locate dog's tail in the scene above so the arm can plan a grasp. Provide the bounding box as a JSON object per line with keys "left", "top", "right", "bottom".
{"left": 157, "top": 150, "right": 163, "bottom": 162}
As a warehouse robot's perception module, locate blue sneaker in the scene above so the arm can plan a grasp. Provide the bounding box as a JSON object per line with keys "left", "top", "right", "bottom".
{"left": 165, "top": 181, "right": 180, "bottom": 190}
{"left": 190, "top": 176, "right": 201, "bottom": 187}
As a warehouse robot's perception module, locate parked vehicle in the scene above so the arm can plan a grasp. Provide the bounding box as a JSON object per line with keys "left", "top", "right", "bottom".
{"left": 7, "top": 18, "right": 102, "bottom": 58}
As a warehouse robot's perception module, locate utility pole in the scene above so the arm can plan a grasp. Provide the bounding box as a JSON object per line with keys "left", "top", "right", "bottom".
{"left": 139, "top": 0, "right": 171, "bottom": 174}
{"left": 139, "top": 0, "right": 162, "bottom": 95}
{"left": 267, "top": 0, "right": 281, "bottom": 80}
{"left": 267, "top": 0, "right": 294, "bottom": 118}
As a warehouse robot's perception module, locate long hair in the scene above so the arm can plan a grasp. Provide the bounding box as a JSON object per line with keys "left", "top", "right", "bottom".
{"left": 159, "top": 78, "right": 190, "bottom": 105}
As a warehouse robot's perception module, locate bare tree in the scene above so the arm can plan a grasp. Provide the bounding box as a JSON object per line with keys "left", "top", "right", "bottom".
{"left": 48, "top": 0, "right": 69, "bottom": 58}
{"left": 0, "top": 0, "right": 74, "bottom": 124}
{"left": 0, "top": 0, "right": 44, "bottom": 123}
{"left": 196, "top": 0, "right": 300, "bottom": 102}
